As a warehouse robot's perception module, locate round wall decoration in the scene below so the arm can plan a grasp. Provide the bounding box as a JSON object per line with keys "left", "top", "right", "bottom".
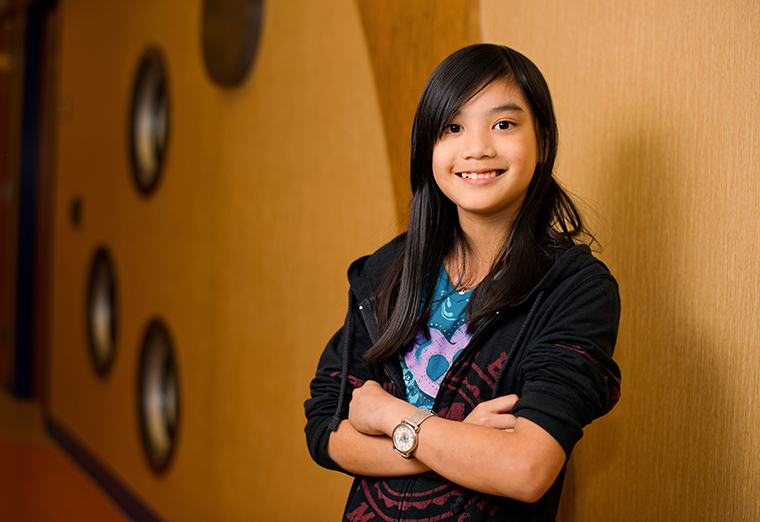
{"left": 201, "top": 0, "right": 264, "bottom": 87}
{"left": 137, "top": 318, "right": 180, "bottom": 474}
{"left": 129, "top": 46, "right": 170, "bottom": 196}
{"left": 87, "top": 247, "right": 118, "bottom": 376}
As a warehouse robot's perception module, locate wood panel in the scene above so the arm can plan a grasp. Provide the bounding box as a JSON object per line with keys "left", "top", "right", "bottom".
{"left": 48, "top": 0, "right": 395, "bottom": 520}
{"left": 355, "top": 0, "right": 479, "bottom": 226}
{"left": 482, "top": 0, "right": 760, "bottom": 520}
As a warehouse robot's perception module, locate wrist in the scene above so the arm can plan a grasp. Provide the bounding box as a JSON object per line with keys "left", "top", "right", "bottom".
{"left": 380, "top": 399, "right": 418, "bottom": 436}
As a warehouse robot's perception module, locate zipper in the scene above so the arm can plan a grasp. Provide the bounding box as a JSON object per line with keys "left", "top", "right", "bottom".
{"left": 357, "top": 296, "right": 407, "bottom": 400}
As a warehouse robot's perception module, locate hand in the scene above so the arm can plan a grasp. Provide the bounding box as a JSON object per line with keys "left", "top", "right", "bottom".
{"left": 348, "top": 380, "right": 415, "bottom": 436}
{"left": 463, "top": 394, "right": 519, "bottom": 431}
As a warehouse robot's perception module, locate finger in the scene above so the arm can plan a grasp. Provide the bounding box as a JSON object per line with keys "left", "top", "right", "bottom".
{"left": 497, "top": 394, "right": 520, "bottom": 410}
{"left": 477, "top": 394, "right": 520, "bottom": 414}
{"left": 482, "top": 413, "right": 518, "bottom": 431}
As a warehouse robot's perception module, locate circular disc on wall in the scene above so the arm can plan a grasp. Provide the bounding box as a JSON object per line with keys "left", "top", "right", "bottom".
{"left": 202, "top": 0, "right": 264, "bottom": 87}
{"left": 137, "top": 319, "right": 180, "bottom": 474}
{"left": 87, "top": 247, "right": 117, "bottom": 376}
{"left": 129, "top": 47, "right": 170, "bottom": 196}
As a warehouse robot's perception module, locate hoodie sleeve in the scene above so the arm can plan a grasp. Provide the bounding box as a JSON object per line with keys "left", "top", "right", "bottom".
{"left": 303, "top": 291, "right": 378, "bottom": 473}
{"left": 510, "top": 267, "right": 621, "bottom": 457}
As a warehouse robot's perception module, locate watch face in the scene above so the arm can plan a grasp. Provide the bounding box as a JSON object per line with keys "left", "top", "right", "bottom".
{"left": 393, "top": 424, "right": 415, "bottom": 453}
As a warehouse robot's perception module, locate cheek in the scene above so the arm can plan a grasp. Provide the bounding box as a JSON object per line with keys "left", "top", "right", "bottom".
{"left": 431, "top": 147, "right": 449, "bottom": 184}
{"left": 432, "top": 136, "right": 458, "bottom": 163}
{"left": 509, "top": 138, "right": 539, "bottom": 170}
{"left": 431, "top": 145, "right": 444, "bottom": 170}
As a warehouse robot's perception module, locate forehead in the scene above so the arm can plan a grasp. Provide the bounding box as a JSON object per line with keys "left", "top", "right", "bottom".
{"left": 455, "top": 79, "right": 531, "bottom": 117}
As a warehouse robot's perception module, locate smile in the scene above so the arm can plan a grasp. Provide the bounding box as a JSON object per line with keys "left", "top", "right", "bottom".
{"left": 457, "top": 170, "right": 504, "bottom": 180}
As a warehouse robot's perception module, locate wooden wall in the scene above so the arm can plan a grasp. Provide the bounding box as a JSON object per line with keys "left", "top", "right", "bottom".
{"left": 47, "top": 0, "right": 486, "bottom": 520}
{"left": 48, "top": 1, "right": 396, "bottom": 520}
{"left": 482, "top": 0, "right": 760, "bottom": 520}
{"left": 47, "top": 0, "right": 760, "bottom": 520}
{"left": 355, "top": 0, "right": 479, "bottom": 223}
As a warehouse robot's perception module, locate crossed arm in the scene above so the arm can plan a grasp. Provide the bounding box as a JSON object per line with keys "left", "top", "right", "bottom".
{"left": 326, "top": 380, "right": 566, "bottom": 503}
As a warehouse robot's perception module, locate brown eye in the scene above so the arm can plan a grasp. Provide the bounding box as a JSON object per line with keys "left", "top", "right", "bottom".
{"left": 496, "top": 121, "right": 512, "bottom": 130}
{"left": 446, "top": 123, "right": 462, "bottom": 133}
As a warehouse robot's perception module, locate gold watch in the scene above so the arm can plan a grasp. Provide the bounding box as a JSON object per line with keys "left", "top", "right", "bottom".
{"left": 391, "top": 408, "right": 436, "bottom": 459}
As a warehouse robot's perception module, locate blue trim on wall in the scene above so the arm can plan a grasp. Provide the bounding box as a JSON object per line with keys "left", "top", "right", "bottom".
{"left": 13, "top": 0, "right": 47, "bottom": 398}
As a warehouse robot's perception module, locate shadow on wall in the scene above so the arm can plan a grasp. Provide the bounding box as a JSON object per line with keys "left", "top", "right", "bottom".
{"left": 585, "top": 124, "right": 744, "bottom": 518}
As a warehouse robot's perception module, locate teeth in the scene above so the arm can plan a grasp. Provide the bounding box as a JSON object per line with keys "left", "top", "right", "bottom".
{"left": 460, "top": 171, "right": 501, "bottom": 180}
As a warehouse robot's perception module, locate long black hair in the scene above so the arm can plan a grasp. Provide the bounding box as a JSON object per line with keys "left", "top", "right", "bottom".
{"left": 365, "top": 44, "right": 590, "bottom": 363}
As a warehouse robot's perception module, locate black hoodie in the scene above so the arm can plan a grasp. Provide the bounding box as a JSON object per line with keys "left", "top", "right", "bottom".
{"left": 305, "top": 234, "right": 621, "bottom": 521}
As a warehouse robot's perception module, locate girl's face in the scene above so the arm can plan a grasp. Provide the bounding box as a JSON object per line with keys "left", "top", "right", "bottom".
{"left": 432, "top": 79, "right": 539, "bottom": 231}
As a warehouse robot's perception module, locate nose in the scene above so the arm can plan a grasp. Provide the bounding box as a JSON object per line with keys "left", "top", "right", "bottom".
{"left": 462, "top": 128, "right": 496, "bottom": 159}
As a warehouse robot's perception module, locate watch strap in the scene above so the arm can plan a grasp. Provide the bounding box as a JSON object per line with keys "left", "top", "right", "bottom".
{"left": 403, "top": 408, "right": 436, "bottom": 429}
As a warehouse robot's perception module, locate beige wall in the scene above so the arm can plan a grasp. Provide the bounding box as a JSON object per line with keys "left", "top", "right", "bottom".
{"left": 482, "top": 0, "right": 760, "bottom": 520}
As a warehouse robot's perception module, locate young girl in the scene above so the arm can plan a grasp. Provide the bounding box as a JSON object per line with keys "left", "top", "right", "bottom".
{"left": 305, "top": 44, "right": 621, "bottom": 521}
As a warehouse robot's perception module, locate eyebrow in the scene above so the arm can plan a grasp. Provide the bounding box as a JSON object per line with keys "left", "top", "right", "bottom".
{"left": 491, "top": 103, "right": 525, "bottom": 114}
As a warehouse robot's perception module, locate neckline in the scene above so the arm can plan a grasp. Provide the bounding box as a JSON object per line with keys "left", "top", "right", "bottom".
{"left": 440, "top": 264, "right": 474, "bottom": 297}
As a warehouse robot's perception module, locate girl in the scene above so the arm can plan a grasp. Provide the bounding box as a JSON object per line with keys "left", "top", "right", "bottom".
{"left": 305, "top": 44, "right": 621, "bottom": 521}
